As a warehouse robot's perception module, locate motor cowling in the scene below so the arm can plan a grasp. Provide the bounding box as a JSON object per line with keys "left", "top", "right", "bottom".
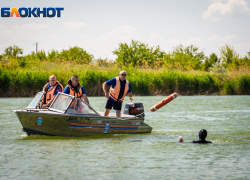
{"left": 123, "top": 102, "right": 144, "bottom": 116}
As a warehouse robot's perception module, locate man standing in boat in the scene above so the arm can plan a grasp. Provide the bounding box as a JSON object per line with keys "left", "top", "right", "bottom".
{"left": 42, "top": 75, "right": 64, "bottom": 108}
{"left": 102, "top": 70, "right": 133, "bottom": 117}
{"left": 63, "top": 75, "right": 89, "bottom": 104}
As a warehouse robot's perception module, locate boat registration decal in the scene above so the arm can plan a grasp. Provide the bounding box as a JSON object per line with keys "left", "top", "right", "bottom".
{"left": 69, "top": 123, "right": 138, "bottom": 131}
{"left": 97, "top": 120, "right": 102, "bottom": 124}
{"left": 36, "top": 117, "right": 44, "bottom": 126}
{"left": 132, "top": 122, "right": 142, "bottom": 125}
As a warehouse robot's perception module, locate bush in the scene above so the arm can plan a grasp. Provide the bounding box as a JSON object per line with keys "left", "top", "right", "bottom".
{"left": 223, "top": 80, "right": 236, "bottom": 95}
{"left": 219, "top": 44, "right": 239, "bottom": 65}
{"left": 209, "top": 62, "right": 227, "bottom": 81}
{"left": 163, "top": 44, "right": 205, "bottom": 70}
{"left": 4, "top": 45, "right": 23, "bottom": 58}
{"left": 202, "top": 53, "right": 219, "bottom": 71}
{"left": 112, "top": 40, "right": 164, "bottom": 67}
{"left": 0, "top": 67, "right": 226, "bottom": 97}
{"left": 57, "top": 46, "right": 93, "bottom": 63}
{"left": 35, "top": 50, "right": 47, "bottom": 61}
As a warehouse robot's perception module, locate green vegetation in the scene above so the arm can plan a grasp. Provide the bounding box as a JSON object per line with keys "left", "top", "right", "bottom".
{"left": 163, "top": 44, "right": 205, "bottom": 70}
{"left": 0, "top": 41, "right": 249, "bottom": 97}
{"left": 113, "top": 40, "right": 164, "bottom": 67}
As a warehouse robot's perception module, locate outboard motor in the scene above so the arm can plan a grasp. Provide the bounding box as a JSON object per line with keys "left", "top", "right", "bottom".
{"left": 123, "top": 102, "right": 144, "bottom": 116}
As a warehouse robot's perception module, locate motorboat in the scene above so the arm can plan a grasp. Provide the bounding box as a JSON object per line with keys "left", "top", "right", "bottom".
{"left": 13, "top": 92, "right": 152, "bottom": 137}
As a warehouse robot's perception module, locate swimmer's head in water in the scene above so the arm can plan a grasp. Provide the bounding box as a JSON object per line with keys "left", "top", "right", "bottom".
{"left": 199, "top": 129, "right": 207, "bottom": 140}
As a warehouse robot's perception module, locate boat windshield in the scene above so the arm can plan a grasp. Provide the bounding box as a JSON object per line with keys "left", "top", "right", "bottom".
{"left": 27, "top": 91, "right": 45, "bottom": 109}
{"left": 49, "top": 93, "right": 99, "bottom": 115}
{"left": 50, "top": 93, "right": 74, "bottom": 113}
{"left": 66, "top": 98, "right": 97, "bottom": 115}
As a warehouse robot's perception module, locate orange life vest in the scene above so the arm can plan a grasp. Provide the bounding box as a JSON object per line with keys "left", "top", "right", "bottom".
{"left": 65, "top": 85, "right": 84, "bottom": 109}
{"left": 109, "top": 77, "right": 129, "bottom": 102}
{"left": 67, "top": 86, "right": 83, "bottom": 100}
{"left": 42, "top": 82, "right": 64, "bottom": 105}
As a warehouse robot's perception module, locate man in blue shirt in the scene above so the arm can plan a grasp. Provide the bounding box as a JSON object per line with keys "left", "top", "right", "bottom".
{"left": 63, "top": 75, "right": 89, "bottom": 104}
{"left": 42, "top": 75, "right": 63, "bottom": 108}
{"left": 102, "top": 70, "right": 133, "bottom": 117}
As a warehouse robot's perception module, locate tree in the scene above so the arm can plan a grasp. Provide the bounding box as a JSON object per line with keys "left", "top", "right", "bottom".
{"left": 219, "top": 44, "right": 239, "bottom": 65}
{"left": 209, "top": 62, "right": 227, "bottom": 81}
{"left": 164, "top": 44, "right": 205, "bottom": 70}
{"left": 4, "top": 45, "right": 23, "bottom": 58}
{"left": 202, "top": 53, "right": 219, "bottom": 71}
{"left": 112, "top": 40, "right": 164, "bottom": 66}
{"left": 237, "top": 52, "right": 250, "bottom": 66}
{"left": 58, "top": 46, "right": 93, "bottom": 63}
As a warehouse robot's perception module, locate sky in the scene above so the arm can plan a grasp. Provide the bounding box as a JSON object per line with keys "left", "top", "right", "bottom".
{"left": 0, "top": 0, "right": 250, "bottom": 60}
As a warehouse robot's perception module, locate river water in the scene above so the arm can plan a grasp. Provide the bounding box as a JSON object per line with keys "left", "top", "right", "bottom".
{"left": 0, "top": 96, "right": 249, "bottom": 180}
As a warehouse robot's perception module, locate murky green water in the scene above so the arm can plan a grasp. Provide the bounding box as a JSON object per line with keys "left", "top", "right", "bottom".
{"left": 0, "top": 96, "right": 250, "bottom": 179}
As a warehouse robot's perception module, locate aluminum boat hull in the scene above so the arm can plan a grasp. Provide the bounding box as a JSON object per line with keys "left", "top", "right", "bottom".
{"left": 14, "top": 109, "right": 152, "bottom": 137}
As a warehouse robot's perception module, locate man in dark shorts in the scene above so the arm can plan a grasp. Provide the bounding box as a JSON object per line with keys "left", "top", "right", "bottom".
{"left": 178, "top": 129, "right": 212, "bottom": 143}
{"left": 102, "top": 70, "right": 133, "bottom": 117}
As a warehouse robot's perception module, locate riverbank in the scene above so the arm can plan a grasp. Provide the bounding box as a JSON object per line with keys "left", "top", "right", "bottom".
{"left": 0, "top": 61, "right": 249, "bottom": 97}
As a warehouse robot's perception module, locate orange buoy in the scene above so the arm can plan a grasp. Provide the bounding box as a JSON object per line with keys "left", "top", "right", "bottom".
{"left": 150, "top": 92, "right": 178, "bottom": 112}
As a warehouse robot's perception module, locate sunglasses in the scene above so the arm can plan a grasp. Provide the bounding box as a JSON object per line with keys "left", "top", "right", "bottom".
{"left": 120, "top": 74, "right": 126, "bottom": 76}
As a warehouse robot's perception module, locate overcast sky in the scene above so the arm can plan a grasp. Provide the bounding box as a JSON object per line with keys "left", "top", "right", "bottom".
{"left": 0, "top": 0, "right": 249, "bottom": 59}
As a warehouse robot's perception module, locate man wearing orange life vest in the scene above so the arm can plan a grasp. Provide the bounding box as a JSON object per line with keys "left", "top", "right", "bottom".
{"left": 102, "top": 70, "right": 133, "bottom": 117}
{"left": 42, "top": 75, "right": 63, "bottom": 108}
{"left": 63, "top": 75, "right": 89, "bottom": 104}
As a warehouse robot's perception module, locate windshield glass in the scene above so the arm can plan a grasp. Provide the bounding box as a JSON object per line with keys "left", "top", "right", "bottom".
{"left": 50, "top": 93, "right": 73, "bottom": 112}
{"left": 27, "top": 92, "right": 44, "bottom": 109}
{"left": 67, "top": 98, "right": 97, "bottom": 115}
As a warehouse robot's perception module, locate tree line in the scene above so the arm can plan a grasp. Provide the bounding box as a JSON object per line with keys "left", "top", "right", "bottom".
{"left": 0, "top": 40, "right": 249, "bottom": 71}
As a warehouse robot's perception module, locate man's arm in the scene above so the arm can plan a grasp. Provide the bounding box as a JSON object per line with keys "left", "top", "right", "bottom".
{"left": 82, "top": 94, "right": 89, "bottom": 104}
{"left": 128, "top": 83, "right": 133, "bottom": 101}
{"left": 102, "top": 82, "right": 109, "bottom": 99}
{"left": 81, "top": 87, "right": 89, "bottom": 104}
{"left": 42, "top": 96, "right": 56, "bottom": 108}
{"left": 128, "top": 92, "right": 133, "bottom": 102}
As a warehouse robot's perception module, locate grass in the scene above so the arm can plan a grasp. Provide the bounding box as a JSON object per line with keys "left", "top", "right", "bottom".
{"left": 0, "top": 61, "right": 249, "bottom": 97}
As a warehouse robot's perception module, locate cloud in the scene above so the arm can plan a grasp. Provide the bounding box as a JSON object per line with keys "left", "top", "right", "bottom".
{"left": 206, "top": 0, "right": 228, "bottom": 2}
{"left": 94, "top": 25, "right": 140, "bottom": 43}
{"left": 209, "top": 35, "right": 239, "bottom": 41}
{"left": 0, "top": 24, "right": 8, "bottom": 35}
{"left": 104, "top": 25, "right": 140, "bottom": 41}
{"left": 62, "top": 22, "right": 86, "bottom": 29}
{"left": 0, "top": 24, "right": 7, "bottom": 29}
{"left": 96, "top": 26, "right": 162, "bottom": 45}
{"left": 185, "top": 35, "right": 238, "bottom": 43}
{"left": 166, "top": 35, "right": 239, "bottom": 49}
{"left": 184, "top": 37, "right": 203, "bottom": 44}
{"left": 14, "top": 23, "right": 49, "bottom": 30}
{"left": 113, "top": 25, "right": 139, "bottom": 35}
{"left": 112, "top": 25, "right": 140, "bottom": 40}
{"left": 0, "top": 23, "right": 49, "bottom": 34}
{"left": 149, "top": 32, "right": 162, "bottom": 40}
{"left": 203, "top": 0, "right": 250, "bottom": 21}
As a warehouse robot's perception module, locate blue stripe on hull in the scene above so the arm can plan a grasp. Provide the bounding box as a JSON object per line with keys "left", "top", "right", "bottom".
{"left": 70, "top": 124, "right": 138, "bottom": 130}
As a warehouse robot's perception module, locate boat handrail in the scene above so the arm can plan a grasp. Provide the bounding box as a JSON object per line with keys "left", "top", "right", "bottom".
{"left": 67, "top": 96, "right": 101, "bottom": 116}
{"left": 48, "top": 92, "right": 100, "bottom": 116}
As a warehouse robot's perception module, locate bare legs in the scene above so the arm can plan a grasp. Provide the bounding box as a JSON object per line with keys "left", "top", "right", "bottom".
{"left": 104, "top": 109, "right": 111, "bottom": 116}
{"left": 104, "top": 109, "right": 121, "bottom": 117}
{"left": 116, "top": 110, "right": 121, "bottom": 117}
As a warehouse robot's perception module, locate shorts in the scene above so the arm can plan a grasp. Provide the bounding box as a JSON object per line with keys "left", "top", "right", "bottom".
{"left": 105, "top": 98, "right": 122, "bottom": 111}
